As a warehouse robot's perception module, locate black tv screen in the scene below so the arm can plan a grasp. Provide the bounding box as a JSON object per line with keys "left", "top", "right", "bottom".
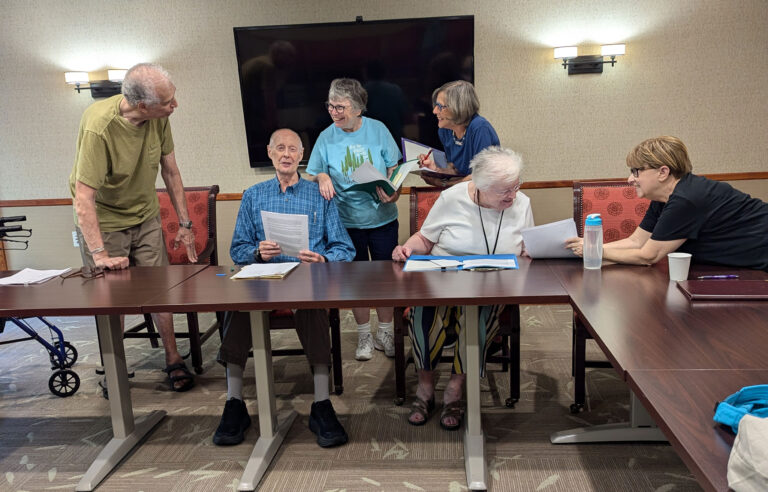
{"left": 234, "top": 16, "right": 474, "bottom": 167}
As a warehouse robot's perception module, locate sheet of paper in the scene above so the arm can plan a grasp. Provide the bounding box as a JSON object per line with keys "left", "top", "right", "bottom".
{"left": 403, "top": 259, "right": 461, "bottom": 272}
{"left": 261, "top": 211, "right": 309, "bottom": 258}
{"left": 231, "top": 262, "right": 299, "bottom": 279}
{"left": 401, "top": 138, "right": 448, "bottom": 168}
{"left": 520, "top": 219, "right": 579, "bottom": 259}
{"left": 349, "top": 161, "right": 387, "bottom": 184}
{"left": 0, "top": 267, "right": 72, "bottom": 285}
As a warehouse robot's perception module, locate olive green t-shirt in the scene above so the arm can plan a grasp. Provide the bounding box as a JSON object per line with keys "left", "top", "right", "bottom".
{"left": 68, "top": 95, "right": 174, "bottom": 232}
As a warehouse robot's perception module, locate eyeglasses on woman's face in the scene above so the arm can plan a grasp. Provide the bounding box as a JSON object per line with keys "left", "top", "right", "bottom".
{"left": 433, "top": 101, "right": 449, "bottom": 112}
{"left": 326, "top": 102, "right": 349, "bottom": 114}
{"left": 630, "top": 167, "right": 658, "bottom": 178}
{"left": 487, "top": 180, "right": 522, "bottom": 197}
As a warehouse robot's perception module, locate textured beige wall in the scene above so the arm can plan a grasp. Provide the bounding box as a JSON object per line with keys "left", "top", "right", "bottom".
{"left": 1, "top": 0, "right": 767, "bottom": 201}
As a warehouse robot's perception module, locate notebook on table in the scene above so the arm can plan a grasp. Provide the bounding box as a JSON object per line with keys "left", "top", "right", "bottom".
{"left": 677, "top": 280, "right": 768, "bottom": 301}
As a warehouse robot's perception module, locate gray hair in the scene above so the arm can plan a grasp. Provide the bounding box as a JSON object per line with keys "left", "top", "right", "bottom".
{"left": 432, "top": 80, "right": 479, "bottom": 127}
{"left": 268, "top": 128, "right": 303, "bottom": 148}
{"left": 121, "top": 63, "right": 172, "bottom": 106}
{"left": 470, "top": 146, "right": 523, "bottom": 190}
{"left": 328, "top": 78, "right": 367, "bottom": 114}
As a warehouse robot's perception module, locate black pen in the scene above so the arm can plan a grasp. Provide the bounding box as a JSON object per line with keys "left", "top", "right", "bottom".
{"left": 696, "top": 275, "right": 739, "bottom": 279}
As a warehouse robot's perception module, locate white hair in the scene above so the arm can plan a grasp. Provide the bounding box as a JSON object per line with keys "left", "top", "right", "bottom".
{"left": 470, "top": 146, "right": 523, "bottom": 190}
{"left": 121, "top": 63, "right": 171, "bottom": 106}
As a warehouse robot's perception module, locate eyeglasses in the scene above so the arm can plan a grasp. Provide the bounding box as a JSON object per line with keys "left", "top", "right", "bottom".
{"left": 630, "top": 167, "right": 652, "bottom": 178}
{"left": 325, "top": 102, "right": 348, "bottom": 113}
{"left": 487, "top": 180, "right": 523, "bottom": 196}
{"left": 60, "top": 266, "right": 104, "bottom": 280}
{"left": 433, "top": 101, "right": 449, "bottom": 112}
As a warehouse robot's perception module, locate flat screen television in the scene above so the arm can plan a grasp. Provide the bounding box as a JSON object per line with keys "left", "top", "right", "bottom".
{"left": 233, "top": 16, "right": 474, "bottom": 167}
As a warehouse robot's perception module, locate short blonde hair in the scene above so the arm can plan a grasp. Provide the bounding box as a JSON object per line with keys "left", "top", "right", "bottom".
{"left": 432, "top": 80, "right": 479, "bottom": 127}
{"left": 626, "top": 136, "right": 692, "bottom": 179}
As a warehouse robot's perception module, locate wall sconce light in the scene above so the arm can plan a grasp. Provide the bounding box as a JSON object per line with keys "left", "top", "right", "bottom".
{"left": 65, "top": 70, "right": 126, "bottom": 98}
{"left": 554, "top": 44, "right": 625, "bottom": 75}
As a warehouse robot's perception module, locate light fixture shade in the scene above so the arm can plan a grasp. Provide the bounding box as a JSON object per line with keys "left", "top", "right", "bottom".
{"left": 601, "top": 44, "right": 626, "bottom": 57}
{"left": 554, "top": 46, "right": 578, "bottom": 59}
{"left": 65, "top": 72, "right": 89, "bottom": 84}
{"left": 107, "top": 69, "right": 127, "bottom": 82}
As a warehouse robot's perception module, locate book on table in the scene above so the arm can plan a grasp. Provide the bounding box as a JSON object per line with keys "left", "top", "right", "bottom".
{"left": 230, "top": 262, "right": 299, "bottom": 279}
{"left": 346, "top": 160, "right": 420, "bottom": 196}
{"left": 677, "top": 279, "right": 768, "bottom": 300}
{"left": 403, "top": 254, "right": 519, "bottom": 272}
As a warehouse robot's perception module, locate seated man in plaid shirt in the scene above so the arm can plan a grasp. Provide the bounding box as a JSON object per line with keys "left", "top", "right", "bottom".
{"left": 213, "top": 128, "right": 355, "bottom": 448}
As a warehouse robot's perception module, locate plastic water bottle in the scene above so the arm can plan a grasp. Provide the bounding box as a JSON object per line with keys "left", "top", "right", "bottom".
{"left": 583, "top": 213, "right": 603, "bottom": 269}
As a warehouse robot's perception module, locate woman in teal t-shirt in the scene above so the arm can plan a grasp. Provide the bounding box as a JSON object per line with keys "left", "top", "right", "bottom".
{"left": 307, "top": 78, "right": 401, "bottom": 362}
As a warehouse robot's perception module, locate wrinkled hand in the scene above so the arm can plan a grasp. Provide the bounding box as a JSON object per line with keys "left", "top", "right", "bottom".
{"left": 298, "top": 249, "right": 326, "bottom": 263}
{"left": 317, "top": 174, "right": 336, "bottom": 200}
{"left": 418, "top": 153, "right": 437, "bottom": 170}
{"left": 172, "top": 227, "right": 197, "bottom": 263}
{"left": 391, "top": 245, "right": 412, "bottom": 262}
{"left": 564, "top": 237, "right": 583, "bottom": 257}
{"left": 258, "top": 240, "right": 281, "bottom": 262}
{"left": 92, "top": 251, "right": 129, "bottom": 270}
{"left": 376, "top": 186, "right": 399, "bottom": 203}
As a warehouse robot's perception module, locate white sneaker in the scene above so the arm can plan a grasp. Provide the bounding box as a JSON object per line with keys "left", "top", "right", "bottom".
{"left": 373, "top": 329, "right": 395, "bottom": 358}
{"left": 356, "top": 333, "right": 375, "bottom": 361}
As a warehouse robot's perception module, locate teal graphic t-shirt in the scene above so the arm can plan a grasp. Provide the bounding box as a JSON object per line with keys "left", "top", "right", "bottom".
{"left": 307, "top": 117, "right": 401, "bottom": 229}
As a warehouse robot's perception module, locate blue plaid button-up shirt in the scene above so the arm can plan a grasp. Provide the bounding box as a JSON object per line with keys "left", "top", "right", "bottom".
{"left": 230, "top": 175, "right": 355, "bottom": 264}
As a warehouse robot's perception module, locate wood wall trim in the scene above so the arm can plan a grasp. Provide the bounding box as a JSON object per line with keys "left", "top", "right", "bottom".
{"left": 2, "top": 171, "right": 766, "bottom": 207}
{"left": 0, "top": 248, "right": 6, "bottom": 270}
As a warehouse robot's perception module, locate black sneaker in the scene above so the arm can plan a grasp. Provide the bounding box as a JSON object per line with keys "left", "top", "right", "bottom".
{"left": 213, "top": 398, "right": 251, "bottom": 446}
{"left": 309, "top": 399, "right": 348, "bottom": 448}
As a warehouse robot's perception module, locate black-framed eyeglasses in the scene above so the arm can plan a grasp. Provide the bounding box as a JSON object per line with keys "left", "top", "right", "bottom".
{"left": 630, "top": 167, "right": 651, "bottom": 178}
{"left": 325, "top": 102, "right": 348, "bottom": 113}
{"left": 433, "top": 101, "right": 449, "bottom": 112}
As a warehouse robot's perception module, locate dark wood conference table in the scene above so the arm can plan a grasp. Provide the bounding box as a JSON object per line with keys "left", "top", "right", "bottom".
{"left": 143, "top": 258, "right": 569, "bottom": 491}
{"left": 545, "top": 259, "right": 768, "bottom": 491}
{"left": 0, "top": 265, "right": 208, "bottom": 491}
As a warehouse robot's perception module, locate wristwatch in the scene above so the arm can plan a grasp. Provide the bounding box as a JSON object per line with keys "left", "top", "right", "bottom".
{"left": 179, "top": 221, "right": 193, "bottom": 229}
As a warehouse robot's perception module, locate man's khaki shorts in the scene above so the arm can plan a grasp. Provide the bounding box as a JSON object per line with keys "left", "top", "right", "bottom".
{"left": 77, "top": 215, "right": 169, "bottom": 268}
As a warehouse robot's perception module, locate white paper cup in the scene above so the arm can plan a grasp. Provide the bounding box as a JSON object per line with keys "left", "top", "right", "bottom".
{"left": 667, "top": 252, "right": 692, "bottom": 281}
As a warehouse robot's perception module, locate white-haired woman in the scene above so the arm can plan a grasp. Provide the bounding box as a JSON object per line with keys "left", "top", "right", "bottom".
{"left": 419, "top": 80, "right": 500, "bottom": 188}
{"left": 392, "top": 146, "right": 533, "bottom": 430}
{"left": 307, "top": 78, "right": 401, "bottom": 362}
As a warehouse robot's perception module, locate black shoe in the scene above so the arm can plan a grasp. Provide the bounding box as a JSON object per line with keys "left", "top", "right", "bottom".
{"left": 213, "top": 398, "right": 251, "bottom": 445}
{"left": 309, "top": 399, "right": 348, "bottom": 448}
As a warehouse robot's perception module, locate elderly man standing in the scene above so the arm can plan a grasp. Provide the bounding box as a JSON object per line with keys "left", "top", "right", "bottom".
{"left": 69, "top": 63, "right": 197, "bottom": 392}
{"left": 213, "top": 128, "right": 355, "bottom": 448}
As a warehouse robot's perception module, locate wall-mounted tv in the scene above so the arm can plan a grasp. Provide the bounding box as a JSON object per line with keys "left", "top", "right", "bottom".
{"left": 234, "top": 16, "right": 474, "bottom": 167}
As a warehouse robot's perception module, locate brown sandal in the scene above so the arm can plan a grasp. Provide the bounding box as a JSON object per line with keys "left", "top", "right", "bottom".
{"left": 440, "top": 400, "right": 464, "bottom": 431}
{"left": 408, "top": 395, "right": 435, "bottom": 426}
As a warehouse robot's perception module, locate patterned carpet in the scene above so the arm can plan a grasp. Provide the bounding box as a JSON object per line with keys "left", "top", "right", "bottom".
{"left": 0, "top": 306, "right": 702, "bottom": 491}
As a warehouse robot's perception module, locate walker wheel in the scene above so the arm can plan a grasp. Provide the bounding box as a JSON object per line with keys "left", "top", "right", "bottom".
{"left": 49, "top": 341, "right": 78, "bottom": 368}
{"left": 49, "top": 369, "right": 80, "bottom": 397}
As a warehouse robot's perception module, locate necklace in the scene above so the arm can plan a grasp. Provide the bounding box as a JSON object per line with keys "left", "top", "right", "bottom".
{"left": 475, "top": 189, "right": 504, "bottom": 255}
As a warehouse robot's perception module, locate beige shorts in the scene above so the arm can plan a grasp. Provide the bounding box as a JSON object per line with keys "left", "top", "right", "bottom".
{"left": 77, "top": 215, "right": 169, "bottom": 268}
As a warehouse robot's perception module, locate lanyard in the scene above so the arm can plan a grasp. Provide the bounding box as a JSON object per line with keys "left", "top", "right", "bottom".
{"left": 476, "top": 189, "right": 504, "bottom": 255}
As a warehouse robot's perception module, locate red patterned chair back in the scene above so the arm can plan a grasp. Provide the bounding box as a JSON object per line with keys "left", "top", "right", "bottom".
{"left": 156, "top": 185, "right": 220, "bottom": 265}
{"left": 409, "top": 187, "right": 443, "bottom": 235}
{"left": 573, "top": 181, "right": 650, "bottom": 243}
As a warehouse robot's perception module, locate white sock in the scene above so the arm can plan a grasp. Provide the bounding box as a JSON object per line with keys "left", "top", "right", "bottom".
{"left": 378, "top": 321, "right": 394, "bottom": 334}
{"left": 313, "top": 364, "right": 330, "bottom": 401}
{"left": 226, "top": 364, "right": 244, "bottom": 401}
{"left": 357, "top": 322, "right": 371, "bottom": 337}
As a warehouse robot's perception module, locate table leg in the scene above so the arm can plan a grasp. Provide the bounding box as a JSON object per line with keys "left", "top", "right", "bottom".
{"left": 238, "top": 311, "right": 297, "bottom": 491}
{"left": 550, "top": 392, "right": 666, "bottom": 443}
{"left": 463, "top": 305, "right": 487, "bottom": 491}
{"left": 77, "top": 314, "right": 165, "bottom": 491}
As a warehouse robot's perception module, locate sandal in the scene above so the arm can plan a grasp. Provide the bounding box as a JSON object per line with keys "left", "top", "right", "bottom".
{"left": 163, "top": 362, "right": 195, "bottom": 392}
{"left": 440, "top": 400, "right": 464, "bottom": 431}
{"left": 408, "top": 395, "right": 435, "bottom": 426}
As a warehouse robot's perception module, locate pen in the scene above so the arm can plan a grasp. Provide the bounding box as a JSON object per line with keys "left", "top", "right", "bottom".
{"left": 421, "top": 149, "right": 433, "bottom": 166}
{"left": 697, "top": 275, "right": 739, "bottom": 279}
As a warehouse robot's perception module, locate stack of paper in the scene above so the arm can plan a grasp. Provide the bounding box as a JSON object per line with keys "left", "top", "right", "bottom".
{"left": 230, "top": 263, "right": 299, "bottom": 280}
{"left": 520, "top": 219, "right": 579, "bottom": 259}
{"left": 0, "top": 268, "right": 72, "bottom": 285}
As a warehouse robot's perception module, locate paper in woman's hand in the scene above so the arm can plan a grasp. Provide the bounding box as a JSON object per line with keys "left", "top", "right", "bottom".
{"left": 521, "top": 219, "right": 579, "bottom": 259}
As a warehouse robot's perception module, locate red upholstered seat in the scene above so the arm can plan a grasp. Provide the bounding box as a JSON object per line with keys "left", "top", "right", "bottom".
{"left": 573, "top": 181, "right": 650, "bottom": 243}
{"left": 157, "top": 189, "right": 214, "bottom": 264}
